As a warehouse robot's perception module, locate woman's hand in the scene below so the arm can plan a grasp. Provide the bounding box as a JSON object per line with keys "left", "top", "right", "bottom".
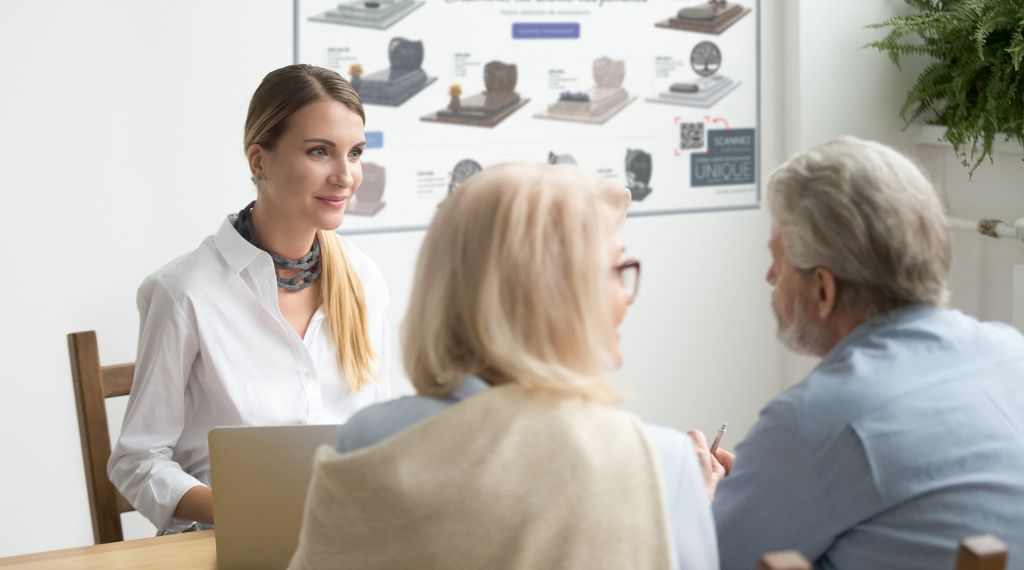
{"left": 687, "top": 429, "right": 735, "bottom": 501}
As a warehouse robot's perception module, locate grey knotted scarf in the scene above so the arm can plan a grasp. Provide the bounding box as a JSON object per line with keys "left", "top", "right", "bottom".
{"left": 233, "top": 201, "right": 322, "bottom": 292}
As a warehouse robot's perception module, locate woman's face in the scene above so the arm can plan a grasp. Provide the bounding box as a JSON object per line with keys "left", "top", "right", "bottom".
{"left": 249, "top": 99, "right": 365, "bottom": 232}
{"left": 608, "top": 229, "right": 633, "bottom": 367}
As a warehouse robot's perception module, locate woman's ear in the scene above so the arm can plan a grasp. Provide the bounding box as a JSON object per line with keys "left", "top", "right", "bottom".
{"left": 246, "top": 144, "right": 264, "bottom": 178}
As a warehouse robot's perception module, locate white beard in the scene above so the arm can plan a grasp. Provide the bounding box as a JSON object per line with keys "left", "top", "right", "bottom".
{"left": 773, "top": 294, "right": 829, "bottom": 356}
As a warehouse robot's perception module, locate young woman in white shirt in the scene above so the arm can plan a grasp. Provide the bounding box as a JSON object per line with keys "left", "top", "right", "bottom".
{"left": 108, "top": 64, "right": 391, "bottom": 533}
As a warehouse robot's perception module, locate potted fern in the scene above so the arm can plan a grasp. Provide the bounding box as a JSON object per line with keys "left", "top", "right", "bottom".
{"left": 868, "top": 0, "right": 1024, "bottom": 174}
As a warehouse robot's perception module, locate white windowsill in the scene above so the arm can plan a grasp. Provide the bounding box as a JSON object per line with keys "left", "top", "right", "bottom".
{"left": 913, "top": 124, "right": 1022, "bottom": 155}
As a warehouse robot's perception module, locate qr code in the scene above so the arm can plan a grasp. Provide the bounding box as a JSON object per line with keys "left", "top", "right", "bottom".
{"left": 679, "top": 122, "right": 705, "bottom": 150}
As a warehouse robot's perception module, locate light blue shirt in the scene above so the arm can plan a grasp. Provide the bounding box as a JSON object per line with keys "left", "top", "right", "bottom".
{"left": 338, "top": 377, "right": 720, "bottom": 570}
{"left": 714, "top": 306, "right": 1024, "bottom": 570}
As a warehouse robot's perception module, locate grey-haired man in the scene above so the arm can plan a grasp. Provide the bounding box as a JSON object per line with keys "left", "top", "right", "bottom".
{"left": 700, "top": 137, "right": 1024, "bottom": 570}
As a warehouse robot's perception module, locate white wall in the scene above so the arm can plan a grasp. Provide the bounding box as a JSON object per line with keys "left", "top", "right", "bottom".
{"left": 0, "top": 0, "right": 786, "bottom": 556}
{"left": 0, "top": 0, "right": 295, "bottom": 554}
{"left": 776, "top": 0, "right": 919, "bottom": 382}
{"left": 788, "top": 0, "right": 919, "bottom": 152}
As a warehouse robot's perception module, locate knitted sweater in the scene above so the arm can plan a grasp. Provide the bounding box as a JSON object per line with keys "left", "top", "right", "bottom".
{"left": 289, "top": 384, "right": 672, "bottom": 570}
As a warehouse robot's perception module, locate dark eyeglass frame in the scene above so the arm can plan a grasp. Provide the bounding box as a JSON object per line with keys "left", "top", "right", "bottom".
{"left": 614, "top": 258, "right": 641, "bottom": 300}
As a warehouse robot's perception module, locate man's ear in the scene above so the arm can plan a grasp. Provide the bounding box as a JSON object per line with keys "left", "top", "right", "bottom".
{"left": 811, "top": 267, "right": 838, "bottom": 319}
{"left": 246, "top": 144, "right": 264, "bottom": 178}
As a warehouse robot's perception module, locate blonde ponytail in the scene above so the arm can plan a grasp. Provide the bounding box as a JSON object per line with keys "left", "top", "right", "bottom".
{"left": 317, "top": 229, "right": 376, "bottom": 391}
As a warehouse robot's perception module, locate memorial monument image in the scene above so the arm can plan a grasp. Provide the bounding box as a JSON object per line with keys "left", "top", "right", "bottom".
{"left": 547, "top": 151, "right": 578, "bottom": 165}
{"left": 447, "top": 159, "right": 483, "bottom": 197}
{"left": 625, "top": 149, "right": 653, "bottom": 201}
{"left": 534, "top": 57, "right": 637, "bottom": 125}
{"left": 421, "top": 61, "right": 530, "bottom": 128}
{"left": 308, "top": 0, "right": 424, "bottom": 30}
{"left": 646, "top": 41, "right": 740, "bottom": 108}
{"left": 348, "top": 162, "right": 386, "bottom": 217}
{"left": 655, "top": 0, "right": 751, "bottom": 34}
{"left": 293, "top": 0, "right": 761, "bottom": 229}
{"left": 350, "top": 38, "right": 436, "bottom": 107}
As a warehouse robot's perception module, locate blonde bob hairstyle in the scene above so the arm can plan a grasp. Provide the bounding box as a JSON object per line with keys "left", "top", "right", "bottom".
{"left": 244, "top": 64, "right": 376, "bottom": 391}
{"left": 403, "top": 162, "right": 631, "bottom": 403}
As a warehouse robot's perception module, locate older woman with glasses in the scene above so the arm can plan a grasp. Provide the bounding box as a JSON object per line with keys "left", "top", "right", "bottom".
{"left": 289, "top": 163, "right": 719, "bottom": 570}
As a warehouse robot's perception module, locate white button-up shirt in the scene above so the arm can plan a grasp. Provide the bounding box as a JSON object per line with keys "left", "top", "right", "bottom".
{"left": 108, "top": 217, "right": 391, "bottom": 532}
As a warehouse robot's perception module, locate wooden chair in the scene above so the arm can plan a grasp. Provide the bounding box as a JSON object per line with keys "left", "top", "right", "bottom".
{"left": 67, "top": 330, "right": 136, "bottom": 544}
{"left": 758, "top": 534, "right": 1008, "bottom": 570}
{"left": 956, "top": 535, "right": 1008, "bottom": 570}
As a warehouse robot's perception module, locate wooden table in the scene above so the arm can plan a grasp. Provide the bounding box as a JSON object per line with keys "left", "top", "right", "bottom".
{"left": 0, "top": 530, "right": 216, "bottom": 569}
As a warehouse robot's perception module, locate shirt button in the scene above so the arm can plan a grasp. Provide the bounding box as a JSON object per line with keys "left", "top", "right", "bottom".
{"left": 303, "top": 371, "right": 312, "bottom": 379}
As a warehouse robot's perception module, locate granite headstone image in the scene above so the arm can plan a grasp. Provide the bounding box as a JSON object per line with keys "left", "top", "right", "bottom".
{"left": 422, "top": 61, "right": 530, "bottom": 128}
{"left": 655, "top": 0, "right": 751, "bottom": 34}
{"left": 535, "top": 57, "right": 636, "bottom": 125}
{"left": 350, "top": 38, "right": 436, "bottom": 107}
{"left": 309, "top": 0, "right": 424, "bottom": 30}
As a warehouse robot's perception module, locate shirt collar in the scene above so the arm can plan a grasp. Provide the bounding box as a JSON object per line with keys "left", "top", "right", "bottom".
{"left": 214, "top": 214, "right": 264, "bottom": 274}
{"left": 822, "top": 303, "right": 941, "bottom": 363}
{"left": 450, "top": 376, "right": 491, "bottom": 401}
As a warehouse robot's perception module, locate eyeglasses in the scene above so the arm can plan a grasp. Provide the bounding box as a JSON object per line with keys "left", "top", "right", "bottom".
{"left": 614, "top": 258, "right": 641, "bottom": 300}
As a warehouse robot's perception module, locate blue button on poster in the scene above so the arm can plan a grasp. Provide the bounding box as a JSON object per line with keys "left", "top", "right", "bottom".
{"left": 512, "top": 23, "right": 580, "bottom": 39}
{"left": 365, "top": 131, "right": 384, "bottom": 149}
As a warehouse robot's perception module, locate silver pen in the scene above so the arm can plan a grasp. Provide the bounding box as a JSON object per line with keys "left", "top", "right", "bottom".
{"left": 709, "top": 423, "right": 728, "bottom": 455}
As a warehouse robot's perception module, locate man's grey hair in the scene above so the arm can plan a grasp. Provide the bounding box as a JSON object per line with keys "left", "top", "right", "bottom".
{"left": 767, "top": 136, "right": 951, "bottom": 314}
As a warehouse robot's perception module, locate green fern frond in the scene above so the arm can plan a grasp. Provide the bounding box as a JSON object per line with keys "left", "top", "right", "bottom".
{"left": 1008, "top": 23, "right": 1024, "bottom": 69}
{"left": 868, "top": 0, "right": 1024, "bottom": 175}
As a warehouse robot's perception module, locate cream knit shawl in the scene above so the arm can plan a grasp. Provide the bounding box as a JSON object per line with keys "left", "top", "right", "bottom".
{"left": 289, "top": 384, "right": 672, "bottom": 570}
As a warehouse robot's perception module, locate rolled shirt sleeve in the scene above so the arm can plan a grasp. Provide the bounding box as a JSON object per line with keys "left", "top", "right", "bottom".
{"left": 107, "top": 275, "right": 205, "bottom": 532}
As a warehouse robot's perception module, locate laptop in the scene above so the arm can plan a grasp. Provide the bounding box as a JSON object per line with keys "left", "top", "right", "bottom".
{"left": 209, "top": 424, "right": 340, "bottom": 570}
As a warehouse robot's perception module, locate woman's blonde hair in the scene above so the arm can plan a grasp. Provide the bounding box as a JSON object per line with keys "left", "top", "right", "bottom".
{"left": 243, "top": 64, "right": 376, "bottom": 391}
{"left": 403, "top": 163, "right": 631, "bottom": 402}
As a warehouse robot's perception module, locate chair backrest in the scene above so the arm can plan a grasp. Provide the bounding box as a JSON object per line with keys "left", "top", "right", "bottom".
{"left": 955, "top": 535, "right": 1008, "bottom": 570}
{"left": 67, "top": 330, "right": 135, "bottom": 544}
{"left": 758, "top": 535, "right": 1008, "bottom": 570}
{"left": 758, "top": 550, "right": 811, "bottom": 570}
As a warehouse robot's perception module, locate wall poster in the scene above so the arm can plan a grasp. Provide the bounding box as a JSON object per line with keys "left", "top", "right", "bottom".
{"left": 295, "top": 0, "right": 761, "bottom": 234}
